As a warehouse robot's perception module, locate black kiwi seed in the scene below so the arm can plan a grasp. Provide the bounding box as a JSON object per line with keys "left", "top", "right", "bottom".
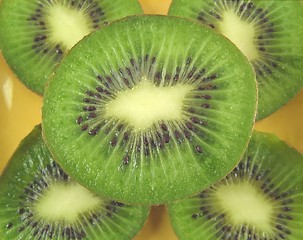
{"left": 168, "top": 0, "right": 303, "bottom": 120}
{"left": 0, "top": 125, "right": 150, "bottom": 239}
{"left": 168, "top": 131, "right": 303, "bottom": 239}
{"left": 123, "top": 155, "right": 130, "bottom": 165}
{"left": 6, "top": 223, "right": 13, "bottom": 229}
{"left": 195, "top": 146, "right": 203, "bottom": 153}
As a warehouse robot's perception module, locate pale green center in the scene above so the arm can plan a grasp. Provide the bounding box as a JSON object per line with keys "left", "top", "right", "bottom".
{"left": 36, "top": 182, "right": 102, "bottom": 223}
{"left": 215, "top": 182, "right": 273, "bottom": 232}
{"left": 46, "top": 4, "right": 91, "bottom": 50}
{"left": 218, "top": 10, "right": 258, "bottom": 61}
{"left": 106, "top": 79, "right": 193, "bottom": 131}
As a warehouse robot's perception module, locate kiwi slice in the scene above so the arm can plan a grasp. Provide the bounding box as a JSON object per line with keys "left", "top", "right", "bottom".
{"left": 168, "top": 0, "right": 303, "bottom": 120}
{"left": 0, "top": 125, "right": 150, "bottom": 239}
{"left": 167, "top": 131, "right": 303, "bottom": 239}
{"left": 0, "top": 0, "right": 143, "bottom": 95}
{"left": 42, "top": 15, "right": 257, "bottom": 205}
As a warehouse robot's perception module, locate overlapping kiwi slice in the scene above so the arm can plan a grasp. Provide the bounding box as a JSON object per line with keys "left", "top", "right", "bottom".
{"left": 168, "top": 131, "right": 303, "bottom": 239}
{"left": 0, "top": 0, "right": 143, "bottom": 95}
{"left": 42, "top": 15, "right": 257, "bottom": 205}
{"left": 168, "top": 0, "right": 303, "bottom": 120}
{"left": 0, "top": 125, "right": 150, "bottom": 239}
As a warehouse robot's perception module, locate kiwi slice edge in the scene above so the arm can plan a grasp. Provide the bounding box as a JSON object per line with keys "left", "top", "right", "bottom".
{"left": 167, "top": 130, "right": 303, "bottom": 240}
{"left": 168, "top": 0, "right": 303, "bottom": 120}
{"left": 42, "top": 14, "right": 257, "bottom": 205}
{"left": 0, "top": 0, "right": 143, "bottom": 95}
{"left": 0, "top": 125, "right": 150, "bottom": 240}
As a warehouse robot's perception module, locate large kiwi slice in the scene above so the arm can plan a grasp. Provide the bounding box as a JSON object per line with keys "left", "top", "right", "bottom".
{"left": 0, "top": 125, "right": 150, "bottom": 239}
{"left": 168, "top": 0, "right": 303, "bottom": 120}
{"left": 0, "top": 0, "right": 143, "bottom": 95}
{"left": 42, "top": 15, "right": 257, "bottom": 205}
{"left": 167, "top": 131, "right": 303, "bottom": 239}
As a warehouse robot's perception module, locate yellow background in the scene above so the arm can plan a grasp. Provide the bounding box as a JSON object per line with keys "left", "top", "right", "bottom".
{"left": 0, "top": 0, "right": 302, "bottom": 239}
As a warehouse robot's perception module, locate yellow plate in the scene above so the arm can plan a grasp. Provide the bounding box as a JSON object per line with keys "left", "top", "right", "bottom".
{"left": 0, "top": 0, "right": 302, "bottom": 239}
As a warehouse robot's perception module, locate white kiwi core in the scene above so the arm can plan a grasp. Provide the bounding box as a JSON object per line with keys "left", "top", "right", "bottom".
{"left": 46, "top": 4, "right": 91, "bottom": 50}
{"left": 36, "top": 182, "right": 102, "bottom": 223}
{"left": 106, "top": 79, "right": 193, "bottom": 131}
{"left": 218, "top": 10, "right": 258, "bottom": 61}
{"left": 215, "top": 181, "right": 274, "bottom": 233}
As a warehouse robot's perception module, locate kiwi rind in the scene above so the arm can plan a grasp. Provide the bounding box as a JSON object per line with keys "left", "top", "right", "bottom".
{"left": 42, "top": 15, "right": 257, "bottom": 205}
{"left": 168, "top": 0, "right": 303, "bottom": 120}
{"left": 0, "top": 125, "right": 150, "bottom": 240}
{"left": 167, "top": 131, "right": 303, "bottom": 240}
{"left": 0, "top": 0, "right": 143, "bottom": 95}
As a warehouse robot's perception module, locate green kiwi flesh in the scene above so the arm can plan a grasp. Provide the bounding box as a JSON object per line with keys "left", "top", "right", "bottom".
{"left": 0, "top": 125, "right": 150, "bottom": 239}
{"left": 168, "top": 0, "right": 303, "bottom": 120}
{"left": 0, "top": 0, "right": 143, "bottom": 95}
{"left": 167, "top": 131, "right": 303, "bottom": 240}
{"left": 42, "top": 15, "right": 257, "bottom": 205}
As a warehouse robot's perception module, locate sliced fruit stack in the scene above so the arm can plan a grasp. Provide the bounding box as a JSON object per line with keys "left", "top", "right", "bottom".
{"left": 0, "top": 0, "right": 303, "bottom": 239}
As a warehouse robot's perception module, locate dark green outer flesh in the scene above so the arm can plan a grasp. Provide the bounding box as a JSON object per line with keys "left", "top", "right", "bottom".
{"left": 0, "top": 125, "right": 150, "bottom": 240}
{"left": 168, "top": 0, "right": 303, "bottom": 120}
{"left": 42, "top": 15, "right": 257, "bottom": 205}
{"left": 167, "top": 131, "right": 303, "bottom": 240}
{"left": 0, "top": 0, "right": 143, "bottom": 95}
